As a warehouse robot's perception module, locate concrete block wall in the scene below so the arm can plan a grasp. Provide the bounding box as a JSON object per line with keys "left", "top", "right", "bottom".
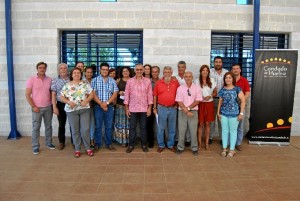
{"left": 0, "top": 0, "right": 299, "bottom": 136}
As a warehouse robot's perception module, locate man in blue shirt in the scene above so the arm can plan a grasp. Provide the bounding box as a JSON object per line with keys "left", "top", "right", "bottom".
{"left": 91, "top": 63, "right": 119, "bottom": 151}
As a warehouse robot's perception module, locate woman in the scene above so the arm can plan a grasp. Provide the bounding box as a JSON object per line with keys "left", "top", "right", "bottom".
{"left": 217, "top": 72, "right": 245, "bottom": 157}
{"left": 109, "top": 68, "right": 117, "bottom": 80}
{"left": 143, "top": 64, "right": 152, "bottom": 79}
{"left": 194, "top": 65, "right": 217, "bottom": 150}
{"left": 113, "top": 67, "right": 132, "bottom": 146}
{"left": 51, "top": 63, "right": 70, "bottom": 150}
{"left": 60, "top": 68, "right": 94, "bottom": 158}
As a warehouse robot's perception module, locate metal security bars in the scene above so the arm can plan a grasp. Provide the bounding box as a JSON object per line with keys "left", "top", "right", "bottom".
{"left": 210, "top": 32, "right": 289, "bottom": 83}
{"left": 60, "top": 31, "right": 143, "bottom": 73}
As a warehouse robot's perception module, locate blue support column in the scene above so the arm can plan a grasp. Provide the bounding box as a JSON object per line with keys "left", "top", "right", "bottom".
{"left": 5, "top": 0, "right": 21, "bottom": 139}
{"left": 252, "top": 0, "right": 260, "bottom": 89}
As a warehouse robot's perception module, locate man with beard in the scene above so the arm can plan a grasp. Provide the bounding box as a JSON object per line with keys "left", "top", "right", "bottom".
{"left": 153, "top": 66, "right": 179, "bottom": 153}
{"left": 210, "top": 56, "right": 228, "bottom": 144}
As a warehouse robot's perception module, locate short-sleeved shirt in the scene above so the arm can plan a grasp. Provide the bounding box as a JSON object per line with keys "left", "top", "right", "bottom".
{"left": 60, "top": 81, "right": 93, "bottom": 112}
{"left": 153, "top": 78, "right": 179, "bottom": 106}
{"left": 175, "top": 83, "right": 203, "bottom": 110}
{"left": 218, "top": 86, "right": 241, "bottom": 117}
{"left": 124, "top": 76, "right": 153, "bottom": 112}
{"left": 194, "top": 78, "right": 217, "bottom": 102}
{"left": 26, "top": 74, "right": 52, "bottom": 107}
{"left": 91, "top": 75, "right": 119, "bottom": 102}
{"left": 51, "top": 76, "right": 70, "bottom": 102}
{"left": 210, "top": 68, "right": 228, "bottom": 95}
{"left": 236, "top": 76, "right": 250, "bottom": 94}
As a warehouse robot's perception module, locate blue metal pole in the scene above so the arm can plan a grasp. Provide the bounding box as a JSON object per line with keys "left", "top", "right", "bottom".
{"left": 5, "top": 0, "right": 21, "bottom": 139}
{"left": 252, "top": 0, "right": 260, "bottom": 90}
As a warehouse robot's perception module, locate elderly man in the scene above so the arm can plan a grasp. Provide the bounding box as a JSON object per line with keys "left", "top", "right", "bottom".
{"left": 26, "top": 62, "right": 55, "bottom": 155}
{"left": 92, "top": 62, "right": 118, "bottom": 151}
{"left": 51, "top": 63, "right": 70, "bottom": 150}
{"left": 175, "top": 72, "right": 202, "bottom": 156}
{"left": 153, "top": 66, "right": 179, "bottom": 153}
{"left": 231, "top": 64, "right": 250, "bottom": 151}
{"left": 124, "top": 64, "right": 153, "bottom": 153}
{"left": 210, "top": 56, "right": 228, "bottom": 144}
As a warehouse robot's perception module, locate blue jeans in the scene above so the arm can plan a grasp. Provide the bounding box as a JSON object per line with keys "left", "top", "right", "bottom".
{"left": 89, "top": 107, "right": 95, "bottom": 140}
{"left": 31, "top": 105, "right": 53, "bottom": 150}
{"left": 236, "top": 116, "right": 245, "bottom": 146}
{"left": 157, "top": 105, "right": 177, "bottom": 148}
{"left": 94, "top": 105, "right": 114, "bottom": 147}
{"left": 129, "top": 112, "right": 147, "bottom": 147}
{"left": 221, "top": 115, "right": 239, "bottom": 151}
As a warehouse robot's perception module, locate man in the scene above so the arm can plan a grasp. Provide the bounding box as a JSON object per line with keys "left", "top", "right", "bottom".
{"left": 153, "top": 66, "right": 179, "bottom": 153}
{"left": 51, "top": 63, "right": 70, "bottom": 150}
{"left": 91, "top": 62, "right": 118, "bottom": 151}
{"left": 175, "top": 61, "right": 191, "bottom": 146}
{"left": 175, "top": 72, "right": 202, "bottom": 156}
{"left": 25, "top": 62, "right": 55, "bottom": 155}
{"left": 76, "top": 61, "right": 86, "bottom": 80}
{"left": 210, "top": 56, "right": 228, "bottom": 144}
{"left": 124, "top": 64, "right": 153, "bottom": 153}
{"left": 147, "top": 66, "right": 160, "bottom": 148}
{"left": 231, "top": 64, "right": 250, "bottom": 151}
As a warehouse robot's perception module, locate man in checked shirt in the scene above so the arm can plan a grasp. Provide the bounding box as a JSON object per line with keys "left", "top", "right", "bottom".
{"left": 124, "top": 64, "right": 153, "bottom": 153}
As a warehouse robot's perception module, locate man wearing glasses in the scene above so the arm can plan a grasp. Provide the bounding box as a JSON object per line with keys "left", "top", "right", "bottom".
{"left": 124, "top": 64, "right": 153, "bottom": 153}
{"left": 175, "top": 72, "right": 202, "bottom": 156}
{"left": 92, "top": 62, "right": 118, "bottom": 151}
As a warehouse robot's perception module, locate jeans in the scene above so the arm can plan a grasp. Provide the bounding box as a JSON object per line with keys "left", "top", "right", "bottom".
{"left": 177, "top": 110, "right": 198, "bottom": 151}
{"left": 157, "top": 105, "right": 177, "bottom": 148}
{"left": 94, "top": 105, "right": 114, "bottom": 147}
{"left": 210, "top": 98, "right": 222, "bottom": 139}
{"left": 129, "top": 112, "right": 147, "bottom": 147}
{"left": 146, "top": 111, "right": 155, "bottom": 146}
{"left": 236, "top": 116, "right": 245, "bottom": 146}
{"left": 67, "top": 109, "right": 91, "bottom": 151}
{"left": 56, "top": 101, "right": 67, "bottom": 144}
{"left": 89, "top": 107, "right": 95, "bottom": 140}
{"left": 31, "top": 105, "right": 53, "bottom": 150}
{"left": 221, "top": 115, "right": 239, "bottom": 151}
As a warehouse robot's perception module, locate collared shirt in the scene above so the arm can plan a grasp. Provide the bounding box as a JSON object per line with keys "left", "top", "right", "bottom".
{"left": 194, "top": 78, "right": 216, "bottom": 102}
{"left": 51, "top": 76, "right": 70, "bottom": 102}
{"left": 124, "top": 76, "right": 153, "bottom": 112}
{"left": 210, "top": 68, "right": 228, "bottom": 95}
{"left": 175, "top": 75, "right": 186, "bottom": 85}
{"left": 175, "top": 83, "right": 203, "bottom": 110}
{"left": 236, "top": 76, "right": 250, "bottom": 94}
{"left": 91, "top": 75, "right": 118, "bottom": 102}
{"left": 153, "top": 78, "right": 179, "bottom": 106}
{"left": 26, "top": 74, "right": 52, "bottom": 107}
{"left": 61, "top": 81, "right": 93, "bottom": 112}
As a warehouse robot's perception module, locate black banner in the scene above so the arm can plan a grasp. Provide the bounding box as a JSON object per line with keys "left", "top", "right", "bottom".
{"left": 249, "top": 50, "right": 298, "bottom": 144}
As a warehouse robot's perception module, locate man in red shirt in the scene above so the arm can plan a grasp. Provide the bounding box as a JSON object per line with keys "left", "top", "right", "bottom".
{"left": 231, "top": 64, "right": 251, "bottom": 151}
{"left": 153, "top": 66, "right": 179, "bottom": 153}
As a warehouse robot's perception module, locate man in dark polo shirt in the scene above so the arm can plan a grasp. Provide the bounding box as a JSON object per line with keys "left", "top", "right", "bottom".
{"left": 231, "top": 64, "right": 250, "bottom": 151}
{"left": 153, "top": 66, "right": 180, "bottom": 153}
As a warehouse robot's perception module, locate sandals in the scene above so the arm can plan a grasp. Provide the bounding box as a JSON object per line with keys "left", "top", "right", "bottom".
{"left": 87, "top": 150, "right": 94, "bottom": 157}
{"left": 74, "top": 151, "right": 80, "bottom": 158}
{"left": 221, "top": 149, "right": 227, "bottom": 157}
{"left": 227, "top": 150, "right": 235, "bottom": 158}
{"left": 205, "top": 144, "right": 209, "bottom": 151}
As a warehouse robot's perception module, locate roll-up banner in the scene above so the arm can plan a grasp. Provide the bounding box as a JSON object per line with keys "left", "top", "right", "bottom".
{"left": 249, "top": 50, "right": 298, "bottom": 145}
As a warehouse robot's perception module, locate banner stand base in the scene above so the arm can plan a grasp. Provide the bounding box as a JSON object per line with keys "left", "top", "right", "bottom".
{"left": 249, "top": 141, "right": 290, "bottom": 146}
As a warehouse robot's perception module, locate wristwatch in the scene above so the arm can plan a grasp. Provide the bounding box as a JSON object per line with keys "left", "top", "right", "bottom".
{"left": 239, "top": 112, "right": 244, "bottom": 115}
{"left": 106, "top": 101, "right": 110, "bottom": 105}
{"left": 187, "top": 107, "right": 191, "bottom": 111}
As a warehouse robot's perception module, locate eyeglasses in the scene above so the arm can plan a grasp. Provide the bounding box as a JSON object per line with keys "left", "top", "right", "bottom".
{"left": 187, "top": 89, "right": 191, "bottom": 96}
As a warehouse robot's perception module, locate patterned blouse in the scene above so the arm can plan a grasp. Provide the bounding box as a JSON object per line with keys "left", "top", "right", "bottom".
{"left": 218, "top": 86, "right": 241, "bottom": 117}
{"left": 61, "top": 81, "right": 93, "bottom": 112}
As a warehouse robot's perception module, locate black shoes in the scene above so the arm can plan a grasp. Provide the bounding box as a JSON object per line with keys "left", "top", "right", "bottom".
{"left": 106, "top": 145, "right": 116, "bottom": 152}
{"left": 126, "top": 146, "right": 134, "bottom": 153}
{"left": 209, "top": 139, "right": 213, "bottom": 144}
{"left": 176, "top": 148, "right": 183, "bottom": 155}
{"left": 142, "top": 146, "right": 149, "bottom": 153}
{"left": 193, "top": 151, "right": 199, "bottom": 156}
{"left": 185, "top": 141, "right": 191, "bottom": 147}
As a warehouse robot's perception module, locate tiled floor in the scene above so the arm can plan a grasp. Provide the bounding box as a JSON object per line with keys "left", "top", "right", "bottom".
{"left": 1, "top": 136, "right": 300, "bottom": 201}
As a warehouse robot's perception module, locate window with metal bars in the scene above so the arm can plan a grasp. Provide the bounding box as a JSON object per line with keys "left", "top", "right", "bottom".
{"left": 210, "top": 32, "right": 289, "bottom": 84}
{"left": 60, "top": 31, "right": 143, "bottom": 74}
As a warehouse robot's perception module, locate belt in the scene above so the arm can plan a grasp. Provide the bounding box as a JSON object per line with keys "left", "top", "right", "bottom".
{"left": 158, "top": 104, "right": 177, "bottom": 108}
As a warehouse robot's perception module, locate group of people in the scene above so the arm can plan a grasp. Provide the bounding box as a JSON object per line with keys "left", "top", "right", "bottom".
{"left": 26, "top": 56, "right": 250, "bottom": 158}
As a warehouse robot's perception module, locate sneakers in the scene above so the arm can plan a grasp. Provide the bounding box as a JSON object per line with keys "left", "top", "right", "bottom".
{"left": 33, "top": 148, "right": 39, "bottom": 155}
{"left": 47, "top": 144, "right": 56, "bottom": 150}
